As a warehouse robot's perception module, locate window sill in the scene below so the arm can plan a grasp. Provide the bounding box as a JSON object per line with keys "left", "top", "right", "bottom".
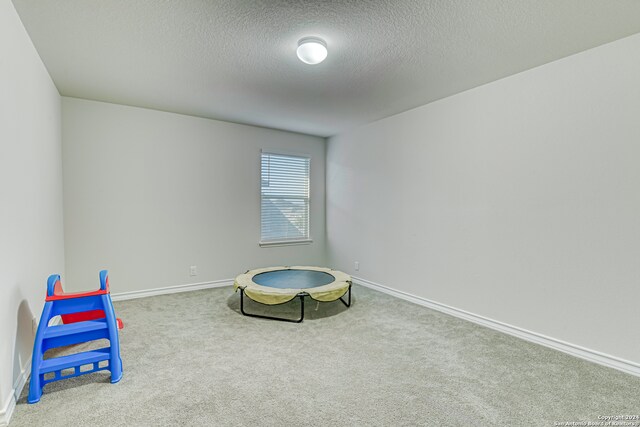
{"left": 259, "top": 239, "right": 313, "bottom": 248}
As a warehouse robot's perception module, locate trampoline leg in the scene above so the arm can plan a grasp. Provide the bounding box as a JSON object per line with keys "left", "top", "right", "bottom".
{"left": 299, "top": 295, "right": 304, "bottom": 322}
{"left": 339, "top": 284, "right": 352, "bottom": 307}
{"left": 239, "top": 289, "right": 305, "bottom": 323}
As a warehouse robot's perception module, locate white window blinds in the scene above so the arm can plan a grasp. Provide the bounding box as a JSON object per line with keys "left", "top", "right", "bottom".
{"left": 260, "top": 152, "right": 310, "bottom": 244}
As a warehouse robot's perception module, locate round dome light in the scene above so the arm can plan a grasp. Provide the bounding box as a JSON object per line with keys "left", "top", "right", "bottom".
{"left": 296, "top": 37, "right": 328, "bottom": 65}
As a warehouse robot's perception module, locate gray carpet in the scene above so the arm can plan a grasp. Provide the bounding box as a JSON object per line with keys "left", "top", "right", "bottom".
{"left": 11, "top": 285, "right": 640, "bottom": 426}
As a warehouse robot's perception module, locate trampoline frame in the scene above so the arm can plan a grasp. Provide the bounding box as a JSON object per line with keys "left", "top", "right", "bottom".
{"left": 239, "top": 283, "right": 352, "bottom": 323}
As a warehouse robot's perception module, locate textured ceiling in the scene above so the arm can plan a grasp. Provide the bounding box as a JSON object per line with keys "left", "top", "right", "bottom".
{"left": 12, "top": 0, "right": 640, "bottom": 137}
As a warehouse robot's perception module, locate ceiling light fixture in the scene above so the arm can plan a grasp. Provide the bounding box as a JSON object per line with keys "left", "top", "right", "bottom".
{"left": 296, "top": 37, "right": 327, "bottom": 65}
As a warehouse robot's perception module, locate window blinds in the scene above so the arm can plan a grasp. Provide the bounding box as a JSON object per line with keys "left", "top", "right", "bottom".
{"left": 260, "top": 152, "right": 310, "bottom": 243}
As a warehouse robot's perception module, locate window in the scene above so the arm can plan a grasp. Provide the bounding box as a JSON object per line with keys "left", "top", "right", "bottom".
{"left": 260, "top": 152, "right": 311, "bottom": 245}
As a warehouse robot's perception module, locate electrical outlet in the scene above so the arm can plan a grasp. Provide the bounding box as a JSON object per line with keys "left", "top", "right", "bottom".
{"left": 354, "top": 261, "right": 359, "bottom": 271}
{"left": 190, "top": 265, "right": 198, "bottom": 276}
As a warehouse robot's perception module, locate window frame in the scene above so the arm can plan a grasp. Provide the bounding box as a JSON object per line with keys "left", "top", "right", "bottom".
{"left": 258, "top": 150, "right": 313, "bottom": 247}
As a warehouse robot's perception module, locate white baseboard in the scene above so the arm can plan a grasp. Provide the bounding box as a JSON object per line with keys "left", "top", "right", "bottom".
{"left": 0, "top": 394, "right": 15, "bottom": 427}
{"left": 111, "top": 278, "right": 234, "bottom": 301}
{"left": 0, "top": 343, "right": 38, "bottom": 426}
{"left": 12, "top": 362, "right": 30, "bottom": 403}
{"left": 352, "top": 276, "right": 640, "bottom": 378}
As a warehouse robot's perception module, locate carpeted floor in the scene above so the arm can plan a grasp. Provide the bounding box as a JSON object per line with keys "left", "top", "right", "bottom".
{"left": 11, "top": 285, "right": 640, "bottom": 426}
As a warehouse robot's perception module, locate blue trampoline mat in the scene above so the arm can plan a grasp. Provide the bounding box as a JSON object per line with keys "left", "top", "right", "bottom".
{"left": 252, "top": 269, "right": 335, "bottom": 289}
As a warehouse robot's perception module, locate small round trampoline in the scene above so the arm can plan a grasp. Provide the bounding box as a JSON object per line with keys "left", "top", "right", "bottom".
{"left": 234, "top": 266, "right": 352, "bottom": 323}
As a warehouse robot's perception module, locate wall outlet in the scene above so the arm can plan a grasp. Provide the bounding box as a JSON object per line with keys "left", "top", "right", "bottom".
{"left": 354, "top": 261, "right": 360, "bottom": 271}
{"left": 189, "top": 265, "right": 198, "bottom": 276}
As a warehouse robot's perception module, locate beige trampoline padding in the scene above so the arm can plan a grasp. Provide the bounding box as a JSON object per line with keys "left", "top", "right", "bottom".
{"left": 234, "top": 266, "right": 351, "bottom": 305}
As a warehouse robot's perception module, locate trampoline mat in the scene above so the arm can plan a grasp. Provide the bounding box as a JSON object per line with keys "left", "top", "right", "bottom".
{"left": 252, "top": 269, "right": 335, "bottom": 289}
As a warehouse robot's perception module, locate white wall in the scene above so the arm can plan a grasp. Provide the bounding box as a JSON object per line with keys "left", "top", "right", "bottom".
{"left": 0, "top": 0, "right": 64, "bottom": 422}
{"left": 327, "top": 33, "right": 640, "bottom": 364}
{"left": 62, "top": 98, "right": 326, "bottom": 293}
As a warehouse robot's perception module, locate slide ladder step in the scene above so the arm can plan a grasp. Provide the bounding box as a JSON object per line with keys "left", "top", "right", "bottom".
{"left": 42, "top": 320, "right": 108, "bottom": 339}
{"left": 39, "top": 348, "right": 111, "bottom": 374}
